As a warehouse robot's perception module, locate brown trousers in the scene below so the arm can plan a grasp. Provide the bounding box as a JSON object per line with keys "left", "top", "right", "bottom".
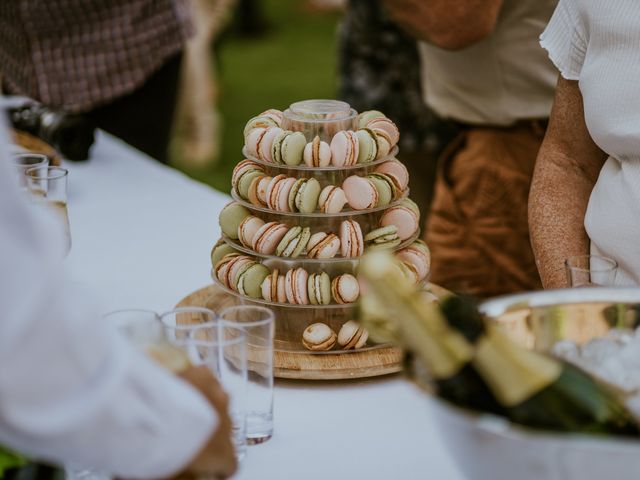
{"left": 425, "top": 123, "right": 545, "bottom": 298}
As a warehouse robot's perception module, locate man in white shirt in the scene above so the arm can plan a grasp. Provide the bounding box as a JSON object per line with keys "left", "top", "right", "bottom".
{"left": 0, "top": 112, "right": 236, "bottom": 478}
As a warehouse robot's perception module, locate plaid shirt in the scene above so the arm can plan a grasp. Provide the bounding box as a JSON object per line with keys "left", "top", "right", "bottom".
{"left": 0, "top": 0, "right": 192, "bottom": 113}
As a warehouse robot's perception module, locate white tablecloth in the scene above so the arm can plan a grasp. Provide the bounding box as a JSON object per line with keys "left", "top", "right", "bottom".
{"left": 65, "top": 132, "right": 465, "bottom": 480}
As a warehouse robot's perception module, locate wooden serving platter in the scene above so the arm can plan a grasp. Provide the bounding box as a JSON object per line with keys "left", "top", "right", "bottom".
{"left": 176, "top": 283, "right": 450, "bottom": 380}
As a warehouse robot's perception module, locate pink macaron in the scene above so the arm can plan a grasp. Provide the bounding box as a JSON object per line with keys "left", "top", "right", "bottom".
{"left": 318, "top": 185, "right": 347, "bottom": 214}
{"left": 380, "top": 206, "right": 419, "bottom": 241}
{"left": 342, "top": 175, "right": 379, "bottom": 211}
{"left": 252, "top": 221, "right": 289, "bottom": 254}
{"left": 396, "top": 247, "right": 430, "bottom": 281}
{"left": 340, "top": 220, "right": 364, "bottom": 257}
{"left": 366, "top": 117, "right": 400, "bottom": 146}
{"left": 307, "top": 232, "right": 341, "bottom": 259}
{"left": 224, "top": 255, "right": 255, "bottom": 291}
{"left": 259, "top": 109, "right": 284, "bottom": 126}
{"left": 257, "top": 127, "right": 284, "bottom": 162}
{"left": 256, "top": 176, "right": 272, "bottom": 205}
{"left": 330, "top": 130, "right": 359, "bottom": 167}
{"left": 265, "top": 174, "right": 287, "bottom": 210}
{"left": 238, "top": 215, "right": 265, "bottom": 248}
{"left": 285, "top": 268, "right": 309, "bottom": 305}
{"left": 275, "top": 177, "right": 296, "bottom": 212}
{"left": 375, "top": 159, "right": 409, "bottom": 191}
{"left": 246, "top": 127, "right": 267, "bottom": 158}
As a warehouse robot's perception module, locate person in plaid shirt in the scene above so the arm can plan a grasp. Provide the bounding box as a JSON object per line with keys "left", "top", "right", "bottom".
{"left": 0, "top": 0, "right": 192, "bottom": 163}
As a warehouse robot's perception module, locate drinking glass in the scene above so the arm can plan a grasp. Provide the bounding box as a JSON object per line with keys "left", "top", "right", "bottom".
{"left": 103, "top": 309, "right": 190, "bottom": 372}
{"left": 25, "top": 166, "right": 71, "bottom": 256}
{"left": 217, "top": 305, "right": 274, "bottom": 444}
{"left": 565, "top": 254, "right": 618, "bottom": 287}
{"left": 10, "top": 153, "right": 48, "bottom": 188}
{"left": 161, "top": 308, "right": 248, "bottom": 461}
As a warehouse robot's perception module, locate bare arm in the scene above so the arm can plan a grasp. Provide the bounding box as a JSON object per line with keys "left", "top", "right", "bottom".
{"left": 381, "top": 0, "right": 504, "bottom": 50}
{"left": 529, "top": 77, "right": 607, "bottom": 289}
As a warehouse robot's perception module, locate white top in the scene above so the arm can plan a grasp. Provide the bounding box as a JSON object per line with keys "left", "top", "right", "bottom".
{"left": 0, "top": 111, "right": 216, "bottom": 477}
{"left": 541, "top": 0, "right": 640, "bottom": 286}
{"left": 54, "top": 130, "right": 466, "bottom": 479}
{"left": 418, "top": 0, "right": 559, "bottom": 126}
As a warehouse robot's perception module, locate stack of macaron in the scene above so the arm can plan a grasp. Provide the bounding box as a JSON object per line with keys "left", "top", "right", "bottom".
{"left": 243, "top": 108, "right": 399, "bottom": 168}
{"left": 260, "top": 269, "right": 360, "bottom": 306}
{"left": 301, "top": 319, "right": 369, "bottom": 351}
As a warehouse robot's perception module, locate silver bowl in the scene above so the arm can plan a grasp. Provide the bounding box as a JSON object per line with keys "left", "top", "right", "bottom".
{"left": 428, "top": 288, "right": 640, "bottom": 480}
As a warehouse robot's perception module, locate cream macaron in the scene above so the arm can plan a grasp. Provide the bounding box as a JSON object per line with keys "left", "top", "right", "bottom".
{"left": 331, "top": 273, "right": 360, "bottom": 304}
{"left": 252, "top": 221, "right": 289, "bottom": 255}
{"left": 307, "top": 232, "right": 341, "bottom": 259}
{"left": 302, "top": 323, "right": 337, "bottom": 351}
{"left": 337, "top": 320, "right": 369, "bottom": 349}
{"left": 237, "top": 215, "right": 266, "bottom": 248}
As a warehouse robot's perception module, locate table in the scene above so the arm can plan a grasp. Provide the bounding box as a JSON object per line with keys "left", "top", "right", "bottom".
{"left": 65, "top": 132, "right": 465, "bottom": 480}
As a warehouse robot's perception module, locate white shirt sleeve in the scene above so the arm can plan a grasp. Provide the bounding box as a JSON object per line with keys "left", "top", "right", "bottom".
{"left": 0, "top": 112, "right": 217, "bottom": 478}
{"left": 540, "top": 0, "right": 588, "bottom": 81}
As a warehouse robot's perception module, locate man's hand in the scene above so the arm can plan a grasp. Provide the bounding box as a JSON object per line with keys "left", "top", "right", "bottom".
{"left": 381, "top": 0, "right": 503, "bottom": 50}
{"left": 177, "top": 366, "right": 237, "bottom": 479}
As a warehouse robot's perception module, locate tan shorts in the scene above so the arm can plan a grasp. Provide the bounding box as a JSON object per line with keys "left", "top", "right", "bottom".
{"left": 424, "top": 122, "right": 545, "bottom": 298}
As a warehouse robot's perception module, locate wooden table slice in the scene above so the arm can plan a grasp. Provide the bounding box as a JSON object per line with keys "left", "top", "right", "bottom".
{"left": 176, "top": 283, "right": 447, "bottom": 380}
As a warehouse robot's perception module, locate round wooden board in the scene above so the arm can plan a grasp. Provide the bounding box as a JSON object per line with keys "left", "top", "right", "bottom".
{"left": 176, "top": 283, "right": 448, "bottom": 381}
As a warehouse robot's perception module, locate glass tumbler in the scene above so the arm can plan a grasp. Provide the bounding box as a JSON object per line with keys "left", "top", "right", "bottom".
{"left": 25, "top": 166, "right": 71, "bottom": 256}
{"left": 565, "top": 254, "right": 618, "bottom": 287}
{"left": 10, "top": 153, "right": 49, "bottom": 188}
{"left": 217, "top": 305, "right": 275, "bottom": 444}
{"left": 161, "top": 308, "right": 248, "bottom": 461}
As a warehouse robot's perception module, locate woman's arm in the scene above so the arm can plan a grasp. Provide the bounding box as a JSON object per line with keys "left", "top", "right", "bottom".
{"left": 529, "top": 77, "right": 607, "bottom": 288}
{"left": 381, "top": 0, "right": 504, "bottom": 50}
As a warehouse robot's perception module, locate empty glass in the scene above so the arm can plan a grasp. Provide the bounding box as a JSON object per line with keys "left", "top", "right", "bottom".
{"left": 217, "top": 305, "right": 275, "bottom": 444}
{"left": 565, "top": 254, "right": 618, "bottom": 287}
{"left": 25, "top": 166, "right": 71, "bottom": 256}
{"left": 103, "top": 309, "right": 190, "bottom": 373}
{"left": 161, "top": 308, "right": 248, "bottom": 461}
{"left": 10, "top": 153, "right": 49, "bottom": 188}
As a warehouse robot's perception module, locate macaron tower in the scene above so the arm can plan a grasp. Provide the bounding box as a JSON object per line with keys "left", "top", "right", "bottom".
{"left": 212, "top": 100, "right": 430, "bottom": 352}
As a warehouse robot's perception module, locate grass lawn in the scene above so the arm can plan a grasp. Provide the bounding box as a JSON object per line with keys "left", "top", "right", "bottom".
{"left": 174, "top": 0, "right": 341, "bottom": 193}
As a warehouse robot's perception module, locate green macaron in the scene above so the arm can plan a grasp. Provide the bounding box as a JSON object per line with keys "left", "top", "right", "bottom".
{"left": 356, "top": 129, "right": 378, "bottom": 164}
{"left": 357, "top": 110, "right": 386, "bottom": 129}
{"left": 295, "top": 178, "right": 321, "bottom": 214}
{"left": 281, "top": 132, "right": 306, "bottom": 166}
{"left": 244, "top": 115, "right": 278, "bottom": 138}
{"left": 364, "top": 225, "right": 401, "bottom": 251}
{"left": 367, "top": 173, "right": 394, "bottom": 207}
{"left": 219, "top": 202, "right": 250, "bottom": 240}
{"left": 271, "top": 130, "right": 289, "bottom": 164}
{"left": 402, "top": 198, "right": 420, "bottom": 217}
{"left": 288, "top": 178, "right": 306, "bottom": 212}
{"left": 275, "top": 226, "right": 310, "bottom": 258}
{"left": 237, "top": 169, "right": 264, "bottom": 200}
{"left": 237, "top": 263, "right": 270, "bottom": 298}
{"left": 308, "top": 272, "right": 331, "bottom": 305}
{"left": 210, "top": 239, "right": 239, "bottom": 267}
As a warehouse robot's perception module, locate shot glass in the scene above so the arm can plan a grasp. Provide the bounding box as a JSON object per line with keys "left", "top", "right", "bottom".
{"left": 565, "top": 254, "right": 618, "bottom": 287}
{"left": 217, "top": 305, "right": 275, "bottom": 445}
{"left": 161, "top": 308, "right": 248, "bottom": 461}
{"left": 25, "top": 166, "right": 71, "bottom": 256}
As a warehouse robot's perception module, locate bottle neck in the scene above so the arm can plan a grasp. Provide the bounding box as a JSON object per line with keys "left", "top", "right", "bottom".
{"left": 473, "top": 324, "right": 562, "bottom": 407}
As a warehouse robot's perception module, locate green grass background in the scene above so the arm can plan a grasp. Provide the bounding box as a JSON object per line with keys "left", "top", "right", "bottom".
{"left": 175, "top": 0, "right": 341, "bottom": 193}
